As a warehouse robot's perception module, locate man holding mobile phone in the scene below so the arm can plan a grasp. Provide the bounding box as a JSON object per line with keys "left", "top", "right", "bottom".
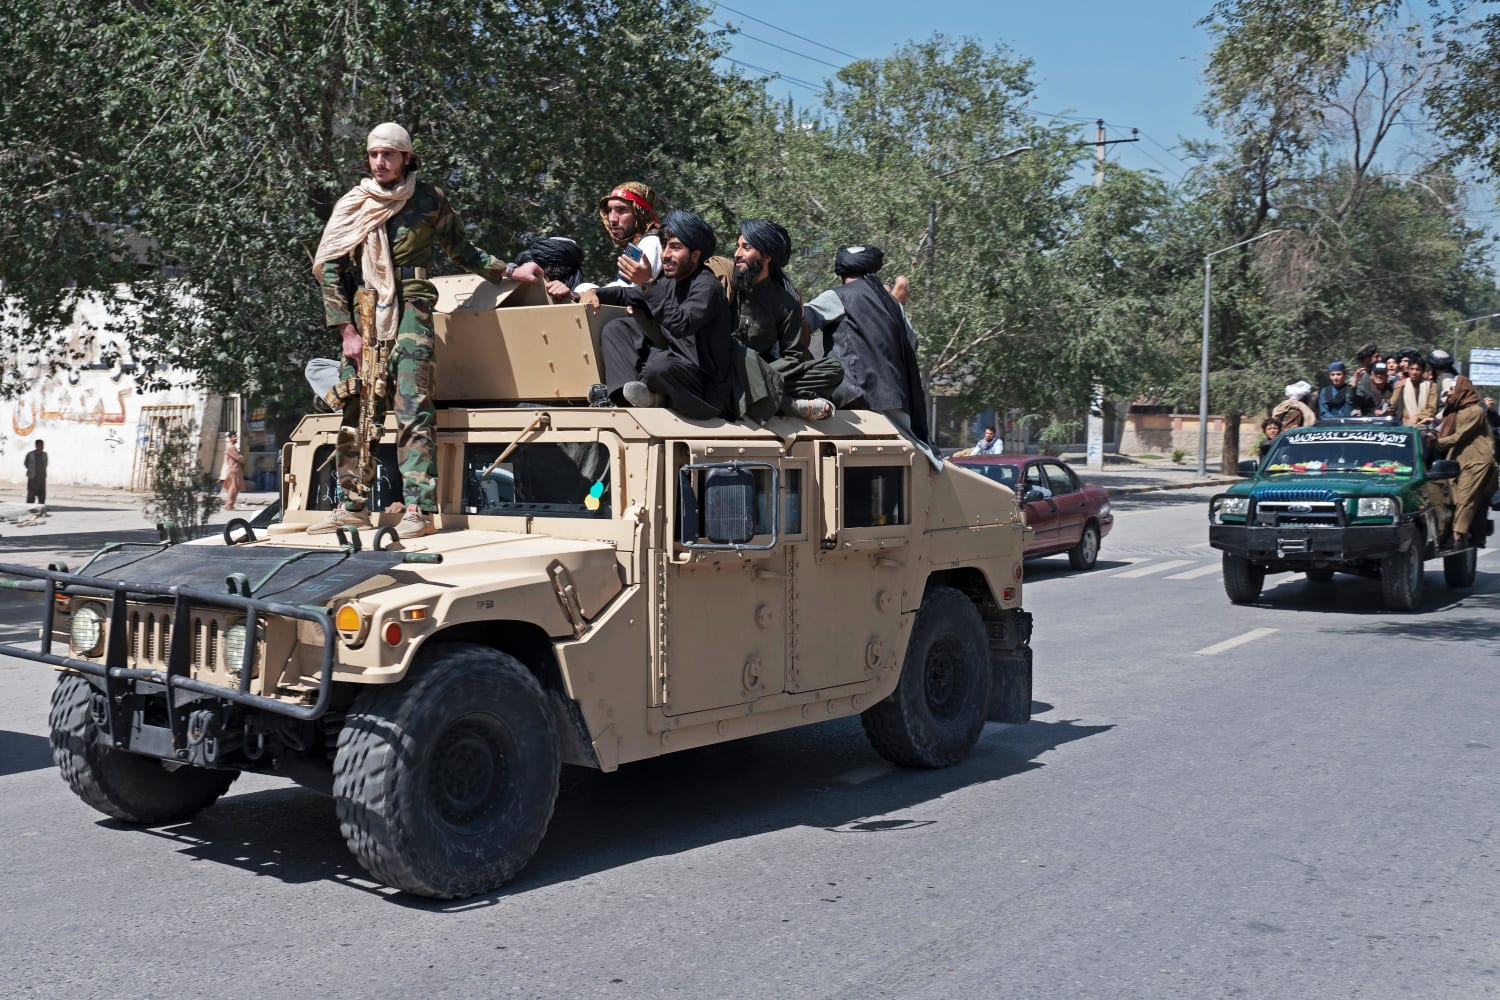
{"left": 574, "top": 181, "right": 663, "bottom": 294}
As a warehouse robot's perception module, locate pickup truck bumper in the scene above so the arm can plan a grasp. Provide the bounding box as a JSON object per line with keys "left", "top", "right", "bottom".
{"left": 1209, "top": 521, "right": 1418, "bottom": 563}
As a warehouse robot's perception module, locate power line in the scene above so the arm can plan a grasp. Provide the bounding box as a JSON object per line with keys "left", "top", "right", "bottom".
{"left": 711, "top": 2, "right": 863, "bottom": 62}
{"left": 720, "top": 55, "right": 824, "bottom": 93}
{"left": 708, "top": 19, "right": 846, "bottom": 71}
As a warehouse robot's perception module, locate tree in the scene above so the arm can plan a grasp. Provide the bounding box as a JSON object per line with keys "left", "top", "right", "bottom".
{"left": 1, "top": 0, "right": 733, "bottom": 418}
{"left": 1186, "top": 1, "right": 1489, "bottom": 469}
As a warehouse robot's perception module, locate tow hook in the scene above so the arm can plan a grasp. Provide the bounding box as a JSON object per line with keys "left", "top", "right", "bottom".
{"left": 186, "top": 708, "right": 221, "bottom": 765}
{"left": 89, "top": 691, "right": 109, "bottom": 728}
{"left": 243, "top": 723, "right": 266, "bottom": 762}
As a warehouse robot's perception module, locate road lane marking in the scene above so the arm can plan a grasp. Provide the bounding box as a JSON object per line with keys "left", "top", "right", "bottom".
{"left": 1195, "top": 627, "right": 1278, "bottom": 656}
{"left": 1166, "top": 563, "right": 1223, "bottom": 580}
{"left": 1113, "top": 559, "right": 1195, "bottom": 578}
{"left": 1479, "top": 548, "right": 1499, "bottom": 561}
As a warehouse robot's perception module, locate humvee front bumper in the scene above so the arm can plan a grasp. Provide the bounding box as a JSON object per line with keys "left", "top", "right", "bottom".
{"left": 1209, "top": 521, "right": 1419, "bottom": 564}
{"left": 0, "top": 554, "right": 354, "bottom": 765}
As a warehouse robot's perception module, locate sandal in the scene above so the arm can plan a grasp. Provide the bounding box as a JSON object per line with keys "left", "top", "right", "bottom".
{"left": 791, "top": 397, "right": 836, "bottom": 420}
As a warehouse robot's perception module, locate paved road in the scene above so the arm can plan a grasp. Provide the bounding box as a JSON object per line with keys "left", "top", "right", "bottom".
{"left": 2, "top": 488, "right": 1496, "bottom": 999}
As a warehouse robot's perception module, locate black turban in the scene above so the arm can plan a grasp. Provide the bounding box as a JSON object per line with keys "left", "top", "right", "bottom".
{"left": 518, "top": 236, "right": 584, "bottom": 288}
{"left": 740, "top": 218, "right": 791, "bottom": 270}
{"left": 834, "top": 244, "right": 884, "bottom": 277}
{"left": 661, "top": 209, "right": 716, "bottom": 260}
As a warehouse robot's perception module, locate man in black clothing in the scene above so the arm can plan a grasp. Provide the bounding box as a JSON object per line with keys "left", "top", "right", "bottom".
{"left": 581, "top": 209, "right": 732, "bottom": 419}
{"left": 803, "top": 244, "right": 931, "bottom": 443}
{"left": 731, "top": 219, "right": 842, "bottom": 419}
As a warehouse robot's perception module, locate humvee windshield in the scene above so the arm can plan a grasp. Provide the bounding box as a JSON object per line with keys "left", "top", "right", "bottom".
{"left": 1264, "top": 429, "right": 1415, "bottom": 475}
{"left": 310, "top": 442, "right": 612, "bottom": 518}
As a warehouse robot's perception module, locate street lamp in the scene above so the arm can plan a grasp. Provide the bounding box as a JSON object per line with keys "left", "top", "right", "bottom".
{"left": 1198, "top": 229, "right": 1283, "bottom": 477}
{"left": 1452, "top": 312, "right": 1500, "bottom": 364}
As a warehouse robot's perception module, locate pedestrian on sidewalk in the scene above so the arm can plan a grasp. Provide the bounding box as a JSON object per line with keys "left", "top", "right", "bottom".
{"left": 24, "top": 440, "right": 47, "bottom": 505}
{"left": 220, "top": 432, "right": 244, "bottom": 511}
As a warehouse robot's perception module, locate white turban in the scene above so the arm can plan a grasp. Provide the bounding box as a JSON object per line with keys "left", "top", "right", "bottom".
{"left": 1285, "top": 380, "right": 1312, "bottom": 400}
{"left": 366, "top": 122, "right": 413, "bottom": 153}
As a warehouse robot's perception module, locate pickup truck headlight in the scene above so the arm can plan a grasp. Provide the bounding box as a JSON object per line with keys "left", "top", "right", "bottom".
{"left": 1210, "top": 496, "right": 1249, "bottom": 523}
{"left": 1356, "top": 497, "right": 1398, "bottom": 518}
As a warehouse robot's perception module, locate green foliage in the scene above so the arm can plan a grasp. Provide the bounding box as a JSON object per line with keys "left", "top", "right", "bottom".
{"left": 1, "top": 0, "right": 732, "bottom": 416}
{"left": 142, "top": 419, "right": 222, "bottom": 540}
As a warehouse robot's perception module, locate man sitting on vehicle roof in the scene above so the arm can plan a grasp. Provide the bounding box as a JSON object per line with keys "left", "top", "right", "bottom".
{"left": 803, "top": 244, "right": 932, "bottom": 444}
{"left": 723, "top": 218, "right": 842, "bottom": 420}
{"left": 581, "top": 209, "right": 733, "bottom": 420}
{"left": 575, "top": 181, "right": 663, "bottom": 295}
{"left": 517, "top": 236, "right": 586, "bottom": 303}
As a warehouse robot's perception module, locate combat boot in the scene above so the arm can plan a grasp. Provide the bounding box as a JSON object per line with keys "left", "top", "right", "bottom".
{"left": 307, "top": 505, "right": 371, "bottom": 535}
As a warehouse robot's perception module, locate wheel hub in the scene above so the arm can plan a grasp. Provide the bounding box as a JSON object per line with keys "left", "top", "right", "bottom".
{"left": 432, "top": 718, "right": 507, "bottom": 828}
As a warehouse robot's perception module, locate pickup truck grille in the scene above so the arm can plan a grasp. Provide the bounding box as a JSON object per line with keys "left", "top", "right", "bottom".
{"left": 1254, "top": 500, "right": 1342, "bottom": 526}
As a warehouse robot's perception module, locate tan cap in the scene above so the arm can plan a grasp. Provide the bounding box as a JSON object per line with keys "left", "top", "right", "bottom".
{"left": 366, "top": 122, "right": 413, "bottom": 153}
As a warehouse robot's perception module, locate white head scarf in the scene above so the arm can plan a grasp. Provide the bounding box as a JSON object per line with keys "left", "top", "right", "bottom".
{"left": 366, "top": 122, "right": 413, "bottom": 153}
{"left": 1285, "top": 381, "right": 1312, "bottom": 400}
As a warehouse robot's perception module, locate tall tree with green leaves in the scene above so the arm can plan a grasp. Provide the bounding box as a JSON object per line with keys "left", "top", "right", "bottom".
{"left": 1, "top": 0, "right": 732, "bottom": 416}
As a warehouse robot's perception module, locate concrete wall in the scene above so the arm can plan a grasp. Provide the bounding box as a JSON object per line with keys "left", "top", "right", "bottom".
{"left": 1119, "top": 412, "right": 1263, "bottom": 458}
{"left": 2, "top": 291, "right": 227, "bottom": 489}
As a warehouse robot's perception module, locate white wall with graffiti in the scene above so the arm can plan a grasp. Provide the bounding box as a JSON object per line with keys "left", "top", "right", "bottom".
{"left": 4, "top": 290, "right": 231, "bottom": 490}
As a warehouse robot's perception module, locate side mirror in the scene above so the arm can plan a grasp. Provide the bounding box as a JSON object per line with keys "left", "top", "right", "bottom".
{"left": 1427, "top": 459, "right": 1461, "bottom": 481}
{"left": 1237, "top": 459, "right": 1260, "bottom": 478}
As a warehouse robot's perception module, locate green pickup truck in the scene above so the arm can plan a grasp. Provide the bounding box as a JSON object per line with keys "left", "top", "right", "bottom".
{"left": 1207, "top": 421, "right": 1488, "bottom": 611}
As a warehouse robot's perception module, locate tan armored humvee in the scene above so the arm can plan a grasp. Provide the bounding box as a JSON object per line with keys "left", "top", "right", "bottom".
{"left": 3, "top": 276, "right": 1032, "bottom": 899}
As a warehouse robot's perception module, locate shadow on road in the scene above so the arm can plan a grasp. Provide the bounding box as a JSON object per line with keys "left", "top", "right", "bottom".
{"left": 109, "top": 714, "right": 1113, "bottom": 907}
{"left": 0, "top": 729, "right": 53, "bottom": 777}
{"left": 1251, "top": 567, "right": 1493, "bottom": 617}
{"left": 1024, "top": 558, "right": 1132, "bottom": 579}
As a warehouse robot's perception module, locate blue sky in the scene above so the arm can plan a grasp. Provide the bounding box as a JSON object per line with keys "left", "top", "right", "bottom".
{"left": 707, "top": 0, "right": 1217, "bottom": 186}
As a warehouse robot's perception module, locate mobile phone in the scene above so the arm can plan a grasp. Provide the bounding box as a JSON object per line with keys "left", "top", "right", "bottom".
{"left": 617, "top": 242, "right": 644, "bottom": 281}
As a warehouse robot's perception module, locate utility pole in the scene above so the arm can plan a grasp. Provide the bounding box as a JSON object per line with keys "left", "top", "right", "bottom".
{"left": 1094, "top": 119, "right": 1106, "bottom": 189}
{"left": 1083, "top": 122, "right": 1137, "bottom": 469}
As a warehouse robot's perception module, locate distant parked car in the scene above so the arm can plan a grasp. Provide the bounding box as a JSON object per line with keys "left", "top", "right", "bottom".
{"left": 951, "top": 455, "right": 1114, "bottom": 570}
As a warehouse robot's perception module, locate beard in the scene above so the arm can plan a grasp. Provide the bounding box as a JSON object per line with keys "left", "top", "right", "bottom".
{"left": 731, "top": 262, "right": 760, "bottom": 294}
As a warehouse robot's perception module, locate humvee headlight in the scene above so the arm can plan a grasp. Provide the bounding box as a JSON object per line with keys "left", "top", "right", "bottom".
{"left": 69, "top": 603, "right": 105, "bottom": 656}
{"left": 1357, "top": 497, "right": 1398, "bottom": 518}
{"left": 224, "top": 622, "right": 250, "bottom": 671}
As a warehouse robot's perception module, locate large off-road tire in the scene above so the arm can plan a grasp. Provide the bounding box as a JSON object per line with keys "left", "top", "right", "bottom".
{"left": 1304, "top": 567, "right": 1335, "bottom": 582}
{"left": 48, "top": 673, "right": 238, "bottom": 824}
{"left": 1444, "top": 547, "right": 1477, "bottom": 588}
{"left": 1381, "top": 543, "right": 1426, "bottom": 611}
{"left": 861, "top": 586, "right": 991, "bottom": 769}
{"left": 1222, "top": 555, "right": 1265, "bottom": 605}
{"left": 1068, "top": 522, "right": 1101, "bottom": 571}
{"left": 333, "top": 642, "right": 560, "bottom": 899}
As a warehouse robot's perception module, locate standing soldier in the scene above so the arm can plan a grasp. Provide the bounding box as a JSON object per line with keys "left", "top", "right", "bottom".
{"left": 310, "top": 122, "right": 541, "bottom": 537}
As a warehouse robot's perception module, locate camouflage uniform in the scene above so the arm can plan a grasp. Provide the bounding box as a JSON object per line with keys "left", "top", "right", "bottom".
{"left": 319, "top": 181, "right": 508, "bottom": 513}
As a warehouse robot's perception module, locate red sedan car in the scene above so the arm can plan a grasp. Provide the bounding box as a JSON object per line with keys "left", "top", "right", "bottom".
{"left": 951, "top": 454, "right": 1115, "bottom": 569}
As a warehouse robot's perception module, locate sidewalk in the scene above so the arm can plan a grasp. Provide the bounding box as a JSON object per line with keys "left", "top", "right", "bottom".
{"left": 0, "top": 481, "right": 279, "bottom": 570}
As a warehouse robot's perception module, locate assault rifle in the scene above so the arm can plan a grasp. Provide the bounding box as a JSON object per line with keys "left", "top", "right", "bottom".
{"left": 320, "top": 275, "right": 389, "bottom": 510}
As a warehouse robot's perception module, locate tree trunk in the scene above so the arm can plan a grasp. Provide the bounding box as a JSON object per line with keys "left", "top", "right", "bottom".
{"left": 1220, "top": 413, "right": 1241, "bottom": 475}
